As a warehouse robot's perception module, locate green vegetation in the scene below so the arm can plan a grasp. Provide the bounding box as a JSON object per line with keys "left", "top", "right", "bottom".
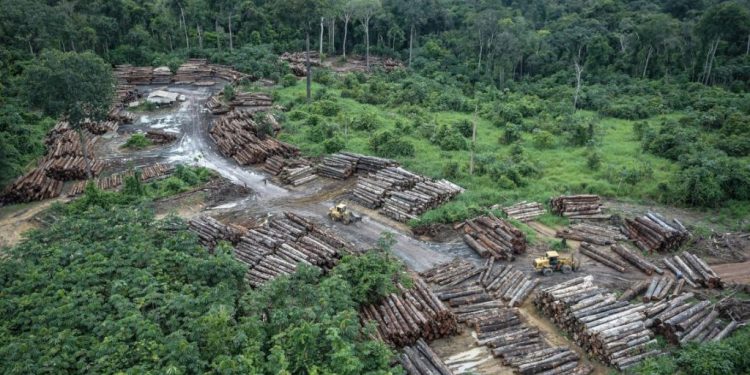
{"left": 1, "top": 176, "right": 405, "bottom": 374}
{"left": 632, "top": 326, "right": 750, "bottom": 375}
{"left": 122, "top": 133, "right": 153, "bottom": 149}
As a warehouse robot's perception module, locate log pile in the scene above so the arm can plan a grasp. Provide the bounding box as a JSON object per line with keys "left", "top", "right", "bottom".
{"left": 317, "top": 153, "right": 359, "bottom": 179}
{"left": 42, "top": 156, "right": 105, "bottom": 180}
{"left": 114, "top": 84, "right": 140, "bottom": 104}
{"left": 280, "top": 52, "right": 320, "bottom": 76}
{"left": 114, "top": 61, "right": 248, "bottom": 86}
{"left": 108, "top": 106, "right": 135, "bottom": 123}
{"left": 400, "top": 339, "right": 454, "bottom": 375}
{"left": 145, "top": 130, "right": 177, "bottom": 144}
{"left": 0, "top": 168, "right": 63, "bottom": 204}
{"left": 646, "top": 294, "right": 737, "bottom": 345}
{"left": 234, "top": 212, "right": 347, "bottom": 287}
{"left": 351, "top": 166, "right": 423, "bottom": 208}
{"left": 622, "top": 212, "right": 690, "bottom": 252}
{"left": 279, "top": 165, "right": 318, "bottom": 186}
{"left": 209, "top": 109, "right": 298, "bottom": 165}
{"left": 639, "top": 276, "right": 679, "bottom": 302}
{"left": 67, "top": 163, "right": 174, "bottom": 196}
{"left": 381, "top": 179, "right": 463, "bottom": 223}
{"left": 174, "top": 59, "right": 214, "bottom": 84}
{"left": 550, "top": 195, "right": 607, "bottom": 219}
{"left": 459, "top": 215, "right": 527, "bottom": 260}
{"left": 556, "top": 223, "right": 626, "bottom": 245}
{"left": 188, "top": 215, "right": 246, "bottom": 252}
{"left": 83, "top": 119, "right": 119, "bottom": 135}
{"left": 663, "top": 252, "right": 722, "bottom": 289}
{"left": 534, "top": 276, "right": 657, "bottom": 370}
{"left": 140, "top": 163, "right": 173, "bottom": 180}
{"left": 360, "top": 278, "right": 458, "bottom": 347}
{"left": 207, "top": 91, "right": 273, "bottom": 114}
{"left": 611, "top": 244, "right": 664, "bottom": 275}
{"left": 578, "top": 242, "right": 628, "bottom": 273}
{"left": 502, "top": 201, "right": 546, "bottom": 222}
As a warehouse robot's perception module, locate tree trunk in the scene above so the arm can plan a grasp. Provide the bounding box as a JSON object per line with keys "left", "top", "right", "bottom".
{"left": 197, "top": 25, "right": 203, "bottom": 49}
{"left": 642, "top": 46, "right": 653, "bottom": 79}
{"left": 343, "top": 17, "right": 349, "bottom": 58}
{"left": 319, "top": 17, "right": 324, "bottom": 63}
{"left": 216, "top": 18, "right": 221, "bottom": 50}
{"left": 409, "top": 24, "right": 415, "bottom": 68}
{"left": 306, "top": 31, "right": 312, "bottom": 102}
{"left": 470, "top": 104, "right": 477, "bottom": 175}
{"left": 228, "top": 13, "right": 233, "bottom": 51}
{"left": 365, "top": 20, "right": 370, "bottom": 70}
{"left": 330, "top": 19, "right": 335, "bottom": 54}
{"left": 573, "top": 60, "right": 583, "bottom": 110}
{"left": 179, "top": 4, "right": 189, "bottom": 49}
{"left": 477, "top": 30, "right": 483, "bottom": 73}
{"left": 169, "top": 34, "right": 173, "bottom": 51}
{"left": 77, "top": 127, "right": 93, "bottom": 180}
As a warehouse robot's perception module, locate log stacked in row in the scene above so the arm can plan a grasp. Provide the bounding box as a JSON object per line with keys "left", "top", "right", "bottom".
{"left": 67, "top": 163, "right": 174, "bottom": 196}
{"left": 638, "top": 276, "right": 680, "bottom": 302}
{"left": 351, "top": 166, "right": 423, "bottom": 208}
{"left": 646, "top": 293, "right": 738, "bottom": 346}
{"left": 316, "top": 153, "right": 359, "bottom": 179}
{"left": 400, "top": 339, "right": 454, "bottom": 375}
{"left": 145, "top": 130, "right": 177, "bottom": 144}
{"left": 502, "top": 201, "right": 546, "bottom": 222}
{"left": 41, "top": 121, "right": 105, "bottom": 180}
{"left": 207, "top": 91, "right": 273, "bottom": 114}
{"left": 459, "top": 215, "right": 526, "bottom": 260}
{"left": 534, "top": 276, "right": 657, "bottom": 370}
{"left": 41, "top": 156, "right": 105, "bottom": 180}
{"left": 578, "top": 242, "right": 628, "bottom": 273}
{"left": 115, "top": 61, "right": 248, "bottom": 86}
{"left": 556, "top": 223, "right": 626, "bottom": 245}
{"left": 263, "top": 156, "right": 319, "bottom": 186}
{"left": 83, "top": 119, "right": 119, "bottom": 135}
{"left": 209, "top": 109, "right": 298, "bottom": 165}
{"left": 611, "top": 244, "right": 664, "bottom": 275}
{"left": 360, "top": 278, "right": 458, "bottom": 347}
{"left": 622, "top": 212, "right": 690, "bottom": 252}
{"left": 0, "top": 168, "right": 63, "bottom": 204}
{"left": 234, "top": 212, "right": 347, "bottom": 287}
{"left": 280, "top": 52, "right": 320, "bottom": 76}
{"left": 550, "top": 195, "right": 607, "bottom": 219}
{"left": 188, "top": 215, "right": 247, "bottom": 252}
{"left": 663, "top": 252, "right": 722, "bottom": 289}
{"left": 381, "top": 179, "right": 463, "bottom": 223}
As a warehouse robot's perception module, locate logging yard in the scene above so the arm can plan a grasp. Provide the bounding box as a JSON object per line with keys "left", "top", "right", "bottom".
{"left": 2, "top": 58, "right": 750, "bottom": 375}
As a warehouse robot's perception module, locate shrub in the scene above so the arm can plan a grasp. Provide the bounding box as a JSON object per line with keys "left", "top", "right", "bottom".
{"left": 431, "top": 124, "right": 467, "bottom": 151}
{"left": 330, "top": 250, "right": 410, "bottom": 305}
{"left": 442, "top": 161, "right": 460, "bottom": 179}
{"left": 223, "top": 84, "right": 236, "bottom": 101}
{"left": 502, "top": 123, "right": 522, "bottom": 144}
{"left": 533, "top": 130, "right": 554, "bottom": 148}
{"left": 311, "top": 99, "right": 341, "bottom": 117}
{"left": 369, "top": 131, "right": 415, "bottom": 158}
{"left": 453, "top": 119, "right": 473, "bottom": 138}
{"left": 122, "top": 133, "right": 152, "bottom": 149}
{"left": 323, "top": 137, "right": 345, "bottom": 154}
{"left": 352, "top": 111, "right": 382, "bottom": 131}
{"left": 586, "top": 149, "right": 602, "bottom": 170}
{"left": 282, "top": 74, "right": 298, "bottom": 87}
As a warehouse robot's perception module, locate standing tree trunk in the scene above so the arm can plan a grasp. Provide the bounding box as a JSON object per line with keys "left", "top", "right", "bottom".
{"left": 409, "top": 24, "right": 414, "bottom": 68}
{"left": 746, "top": 34, "right": 749, "bottom": 55}
{"left": 306, "top": 31, "right": 312, "bottom": 102}
{"left": 329, "top": 19, "right": 335, "bottom": 54}
{"left": 573, "top": 60, "right": 583, "bottom": 110}
{"left": 470, "top": 104, "right": 477, "bottom": 175}
{"left": 642, "top": 46, "right": 653, "bottom": 79}
{"left": 342, "top": 16, "right": 349, "bottom": 58}
{"left": 477, "top": 30, "right": 483, "bottom": 74}
{"left": 179, "top": 4, "right": 189, "bottom": 49}
{"left": 76, "top": 126, "right": 93, "bottom": 180}
{"left": 365, "top": 19, "right": 370, "bottom": 70}
{"left": 228, "top": 12, "right": 233, "bottom": 51}
{"left": 319, "top": 17, "right": 325, "bottom": 64}
{"left": 215, "top": 18, "right": 221, "bottom": 50}
{"left": 197, "top": 25, "right": 203, "bottom": 49}
{"left": 703, "top": 38, "right": 719, "bottom": 85}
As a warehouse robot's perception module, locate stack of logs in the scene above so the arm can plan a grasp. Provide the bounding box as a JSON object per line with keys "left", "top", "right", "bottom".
{"left": 145, "top": 130, "right": 177, "bottom": 144}
{"left": 207, "top": 91, "right": 273, "bottom": 115}
{"left": 233, "top": 212, "right": 347, "bottom": 287}
{"left": 611, "top": 244, "right": 664, "bottom": 276}
{"left": 550, "top": 195, "right": 607, "bottom": 219}
{"left": 623, "top": 212, "right": 690, "bottom": 252}
{"left": 115, "top": 61, "right": 248, "bottom": 86}
{"left": 280, "top": 52, "right": 320, "bottom": 76}
{"left": 663, "top": 252, "right": 723, "bottom": 289}
{"left": 42, "top": 156, "right": 105, "bottom": 180}
{"left": 83, "top": 119, "right": 119, "bottom": 135}
{"left": 317, "top": 152, "right": 398, "bottom": 180}
{"left": 646, "top": 293, "right": 738, "bottom": 346}
{"left": 459, "top": 215, "right": 527, "bottom": 260}
{"left": 360, "top": 278, "right": 458, "bottom": 347}
{"left": 67, "top": 163, "right": 174, "bottom": 196}
{"left": 209, "top": 109, "right": 298, "bottom": 165}
{"left": 188, "top": 215, "right": 247, "bottom": 252}
{"left": 578, "top": 242, "right": 628, "bottom": 273}
{"left": 556, "top": 223, "right": 626, "bottom": 245}
{"left": 534, "top": 276, "right": 657, "bottom": 370}
{"left": 352, "top": 166, "right": 423, "bottom": 208}
{"left": 41, "top": 121, "right": 104, "bottom": 180}
{"left": 502, "top": 201, "right": 546, "bottom": 222}
{"left": 0, "top": 168, "right": 63, "bottom": 204}
{"left": 263, "top": 156, "right": 318, "bottom": 186}
{"left": 381, "top": 179, "right": 463, "bottom": 223}
{"left": 618, "top": 277, "right": 681, "bottom": 303}
{"left": 400, "top": 339, "right": 454, "bottom": 375}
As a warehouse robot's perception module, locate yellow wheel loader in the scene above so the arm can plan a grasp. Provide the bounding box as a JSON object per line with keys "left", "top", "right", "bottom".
{"left": 328, "top": 203, "right": 362, "bottom": 225}
{"left": 533, "top": 251, "right": 579, "bottom": 276}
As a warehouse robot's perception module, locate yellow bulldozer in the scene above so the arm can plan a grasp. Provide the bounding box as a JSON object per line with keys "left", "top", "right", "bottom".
{"left": 328, "top": 203, "right": 362, "bottom": 225}
{"left": 533, "top": 251, "right": 579, "bottom": 276}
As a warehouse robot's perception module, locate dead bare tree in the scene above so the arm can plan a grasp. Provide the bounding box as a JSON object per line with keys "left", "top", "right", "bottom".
{"left": 573, "top": 47, "right": 584, "bottom": 110}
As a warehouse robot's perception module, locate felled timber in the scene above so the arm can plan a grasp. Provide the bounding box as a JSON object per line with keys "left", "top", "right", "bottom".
{"left": 611, "top": 244, "right": 664, "bottom": 275}
{"left": 550, "top": 195, "right": 608, "bottom": 219}
{"left": 646, "top": 294, "right": 735, "bottom": 346}
{"left": 83, "top": 119, "right": 119, "bottom": 135}
{"left": 460, "top": 214, "right": 527, "bottom": 260}
{"left": 207, "top": 91, "right": 273, "bottom": 114}
{"left": 189, "top": 215, "right": 246, "bottom": 252}
{"left": 381, "top": 179, "right": 463, "bottom": 222}
{"left": 534, "top": 275, "right": 656, "bottom": 370}
{"left": 578, "top": 242, "right": 627, "bottom": 273}
{"left": 556, "top": 223, "right": 626, "bottom": 245}
{"left": 622, "top": 212, "right": 690, "bottom": 253}
{"left": 0, "top": 168, "right": 63, "bottom": 204}
{"left": 280, "top": 51, "right": 321, "bottom": 76}
{"left": 235, "top": 212, "right": 348, "bottom": 287}
{"left": 351, "top": 166, "right": 422, "bottom": 208}
{"left": 360, "top": 277, "right": 458, "bottom": 347}
{"left": 663, "top": 252, "right": 722, "bottom": 289}
{"left": 145, "top": 130, "right": 177, "bottom": 144}
{"left": 400, "top": 339, "right": 454, "bottom": 375}
{"left": 66, "top": 163, "right": 175, "bottom": 196}
{"left": 318, "top": 152, "right": 399, "bottom": 182}
{"left": 209, "top": 109, "right": 298, "bottom": 165}
{"left": 502, "top": 201, "right": 546, "bottom": 222}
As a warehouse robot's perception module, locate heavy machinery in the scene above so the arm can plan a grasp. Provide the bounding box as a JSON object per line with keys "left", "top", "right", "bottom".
{"left": 328, "top": 203, "right": 362, "bottom": 225}
{"left": 533, "top": 251, "right": 579, "bottom": 276}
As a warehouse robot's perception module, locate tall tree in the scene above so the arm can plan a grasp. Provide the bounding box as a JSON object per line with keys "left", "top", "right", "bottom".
{"left": 394, "top": 0, "right": 434, "bottom": 68}
{"left": 352, "top": 0, "right": 381, "bottom": 70}
{"left": 21, "top": 51, "right": 114, "bottom": 178}
{"left": 697, "top": 2, "right": 750, "bottom": 84}
{"left": 340, "top": 1, "right": 356, "bottom": 58}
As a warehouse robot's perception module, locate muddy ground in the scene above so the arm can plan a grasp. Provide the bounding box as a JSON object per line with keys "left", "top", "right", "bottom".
{"left": 2, "top": 82, "right": 748, "bottom": 375}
